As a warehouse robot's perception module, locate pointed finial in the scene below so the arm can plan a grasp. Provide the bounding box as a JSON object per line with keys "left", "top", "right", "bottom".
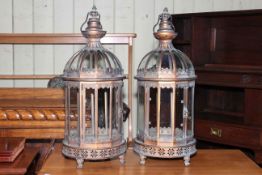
{"left": 92, "top": 0, "right": 96, "bottom": 10}
{"left": 163, "top": 7, "right": 168, "bottom": 13}
{"left": 92, "top": 5, "right": 97, "bottom": 11}
{"left": 153, "top": 7, "right": 177, "bottom": 40}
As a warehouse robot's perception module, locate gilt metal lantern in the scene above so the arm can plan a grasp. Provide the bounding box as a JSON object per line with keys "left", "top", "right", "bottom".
{"left": 134, "top": 8, "right": 196, "bottom": 166}
{"left": 62, "top": 6, "right": 126, "bottom": 168}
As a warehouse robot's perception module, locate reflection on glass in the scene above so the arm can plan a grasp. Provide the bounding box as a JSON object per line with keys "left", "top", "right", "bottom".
{"left": 137, "top": 86, "right": 145, "bottom": 142}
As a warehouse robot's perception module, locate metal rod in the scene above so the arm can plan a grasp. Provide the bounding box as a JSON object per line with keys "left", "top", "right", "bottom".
{"left": 104, "top": 91, "right": 108, "bottom": 135}
{"left": 171, "top": 87, "right": 175, "bottom": 140}
{"left": 109, "top": 87, "right": 112, "bottom": 139}
{"left": 183, "top": 87, "right": 188, "bottom": 139}
{"left": 145, "top": 87, "right": 149, "bottom": 140}
{"left": 128, "top": 42, "right": 133, "bottom": 143}
{"left": 77, "top": 89, "right": 83, "bottom": 145}
{"left": 191, "top": 86, "right": 195, "bottom": 137}
{"left": 174, "top": 86, "right": 177, "bottom": 140}
{"left": 157, "top": 86, "right": 161, "bottom": 143}
{"left": 95, "top": 88, "right": 98, "bottom": 141}
{"left": 91, "top": 93, "right": 95, "bottom": 136}
{"left": 119, "top": 85, "right": 123, "bottom": 135}
{"left": 65, "top": 86, "right": 69, "bottom": 141}
{"left": 81, "top": 87, "right": 86, "bottom": 143}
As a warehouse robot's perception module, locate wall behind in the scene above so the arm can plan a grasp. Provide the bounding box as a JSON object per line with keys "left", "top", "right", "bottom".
{"left": 0, "top": 0, "right": 262, "bottom": 137}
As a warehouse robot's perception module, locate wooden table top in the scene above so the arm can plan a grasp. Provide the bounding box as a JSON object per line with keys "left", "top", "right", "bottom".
{"left": 0, "top": 147, "right": 39, "bottom": 175}
{"left": 39, "top": 144, "right": 262, "bottom": 175}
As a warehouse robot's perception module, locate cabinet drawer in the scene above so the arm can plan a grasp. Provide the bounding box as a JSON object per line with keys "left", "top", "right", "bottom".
{"left": 196, "top": 71, "right": 262, "bottom": 89}
{"left": 195, "top": 119, "right": 261, "bottom": 148}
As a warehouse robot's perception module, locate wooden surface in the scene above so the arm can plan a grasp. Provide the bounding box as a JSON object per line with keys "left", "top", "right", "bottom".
{"left": 0, "top": 33, "right": 136, "bottom": 44}
{"left": 0, "top": 88, "right": 66, "bottom": 139}
{"left": 39, "top": 144, "right": 262, "bottom": 175}
{"left": 0, "top": 147, "right": 39, "bottom": 175}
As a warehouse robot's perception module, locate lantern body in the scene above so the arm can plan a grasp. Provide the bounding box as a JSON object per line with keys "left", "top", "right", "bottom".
{"left": 62, "top": 6, "right": 126, "bottom": 168}
{"left": 134, "top": 8, "right": 196, "bottom": 166}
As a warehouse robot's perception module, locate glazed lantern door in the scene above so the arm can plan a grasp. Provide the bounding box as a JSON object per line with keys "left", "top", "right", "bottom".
{"left": 159, "top": 87, "right": 173, "bottom": 143}
{"left": 137, "top": 85, "right": 145, "bottom": 142}
{"left": 183, "top": 84, "right": 195, "bottom": 139}
{"left": 65, "top": 83, "right": 80, "bottom": 146}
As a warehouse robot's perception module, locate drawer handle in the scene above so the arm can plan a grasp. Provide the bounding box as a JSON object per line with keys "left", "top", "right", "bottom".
{"left": 210, "top": 127, "right": 222, "bottom": 137}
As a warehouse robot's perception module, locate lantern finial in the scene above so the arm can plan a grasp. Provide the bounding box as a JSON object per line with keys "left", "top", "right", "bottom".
{"left": 153, "top": 7, "right": 177, "bottom": 40}
{"left": 80, "top": 5, "right": 106, "bottom": 39}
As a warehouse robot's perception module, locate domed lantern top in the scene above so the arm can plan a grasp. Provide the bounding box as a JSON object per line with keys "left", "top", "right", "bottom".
{"left": 136, "top": 8, "right": 195, "bottom": 81}
{"left": 63, "top": 6, "right": 124, "bottom": 81}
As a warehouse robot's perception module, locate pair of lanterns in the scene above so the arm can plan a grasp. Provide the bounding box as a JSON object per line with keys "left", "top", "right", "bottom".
{"left": 62, "top": 6, "right": 196, "bottom": 168}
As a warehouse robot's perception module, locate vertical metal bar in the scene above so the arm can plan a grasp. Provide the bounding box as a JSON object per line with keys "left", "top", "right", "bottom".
{"left": 78, "top": 85, "right": 83, "bottom": 146}
{"left": 191, "top": 86, "right": 195, "bottom": 137}
{"left": 128, "top": 39, "right": 133, "bottom": 143}
{"left": 171, "top": 87, "right": 175, "bottom": 141}
{"left": 109, "top": 87, "right": 112, "bottom": 139}
{"left": 145, "top": 86, "right": 149, "bottom": 140}
{"left": 82, "top": 86, "right": 86, "bottom": 144}
{"left": 119, "top": 84, "right": 122, "bottom": 135}
{"left": 183, "top": 87, "right": 188, "bottom": 139}
{"left": 157, "top": 86, "right": 161, "bottom": 143}
{"left": 173, "top": 86, "right": 177, "bottom": 139}
{"left": 65, "top": 85, "right": 69, "bottom": 141}
{"left": 105, "top": 91, "right": 108, "bottom": 135}
{"left": 91, "top": 93, "right": 95, "bottom": 136}
{"left": 95, "top": 88, "right": 98, "bottom": 142}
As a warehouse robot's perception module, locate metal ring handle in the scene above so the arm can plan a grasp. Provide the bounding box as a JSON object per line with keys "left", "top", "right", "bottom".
{"left": 153, "top": 16, "right": 160, "bottom": 33}
{"left": 153, "top": 14, "right": 176, "bottom": 33}
{"left": 80, "top": 12, "right": 89, "bottom": 33}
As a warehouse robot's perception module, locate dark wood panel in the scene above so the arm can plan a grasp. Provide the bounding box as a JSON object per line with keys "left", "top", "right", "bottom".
{"left": 211, "top": 16, "right": 262, "bottom": 65}
{"left": 172, "top": 9, "right": 262, "bottom": 164}
{"left": 195, "top": 119, "right": 261, "bottom": 149}
{"left": 245, "top": 89, "right": 262, "bottom": 127}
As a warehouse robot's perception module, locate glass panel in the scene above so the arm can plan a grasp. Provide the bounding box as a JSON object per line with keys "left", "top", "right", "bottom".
{"left": 137, "top": 86, "right": 145, "bottom": 142}
{"left": 98, "top": 88, "right": 110, "bottom": 139}
{"left": 111, "top": 87, "right": 119, "bottom": 140}
{"left": 148, "top": 88, "right": 157, "bottom": 140}
{"left": 159, "top": 88, "right": 172, "bottom": 141}
{"left": 175, "top": 87, "right": 184, "bottom": 141}
{"left": 85, "top": 88, "right": 95, "bottom": 138}
{"left": 186, "top": 87, "right": 194, "bottom": 138}
{"left": 118, "top": 86, "right": 123, "bottom": 137}
{"left": 146, "top": 53, "right": 159, "bottom": 71}
{"left": 69, "top": 86, "right": 79, "bottom": 145}
{"left": 161, "top": 52, "right": 173, "bottom": 69}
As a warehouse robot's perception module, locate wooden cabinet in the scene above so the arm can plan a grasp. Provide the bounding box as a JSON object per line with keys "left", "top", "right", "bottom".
{"left": 172, "top": 10, "right": 262, "bottom": 164}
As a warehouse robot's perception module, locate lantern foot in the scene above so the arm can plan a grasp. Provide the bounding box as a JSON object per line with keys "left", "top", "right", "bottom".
{"left": 139, "top": 155, "right": 146, "bottom": 165}
{"left": 184, "top": 155, "right": 190, "bottom": 166}
{"left": 76, "top": 158, "right": 84, "bottom": 168}
{"left": 119, "top": 154, "right": 125, "bottom": 164}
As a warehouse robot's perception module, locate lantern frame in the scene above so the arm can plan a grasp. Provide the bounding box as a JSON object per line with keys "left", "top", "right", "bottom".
{"left": 62, "top": 6, "right": 127, "bottom": 168}
{"left": 134, "top": 8, "right": 197, "bottom": 166}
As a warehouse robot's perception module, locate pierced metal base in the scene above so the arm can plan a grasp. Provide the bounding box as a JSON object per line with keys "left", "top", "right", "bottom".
{"left": 133, "top": 139, "right": 196, "bottom": 166}
{"left": 62, "top": 140, "right": 127, "bottom": 168}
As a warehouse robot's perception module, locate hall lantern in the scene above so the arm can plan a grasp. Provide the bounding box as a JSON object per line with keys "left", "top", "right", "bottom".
{"left": 134, "top": 8, "right": 197, "bottom": 166}
{"left": 62, "top": 6, "right": 126, "bottom": 168}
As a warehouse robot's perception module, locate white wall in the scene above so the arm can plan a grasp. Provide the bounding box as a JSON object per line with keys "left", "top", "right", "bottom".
{"left": 0, "top": 0, "right": 262, "bottom": 137}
